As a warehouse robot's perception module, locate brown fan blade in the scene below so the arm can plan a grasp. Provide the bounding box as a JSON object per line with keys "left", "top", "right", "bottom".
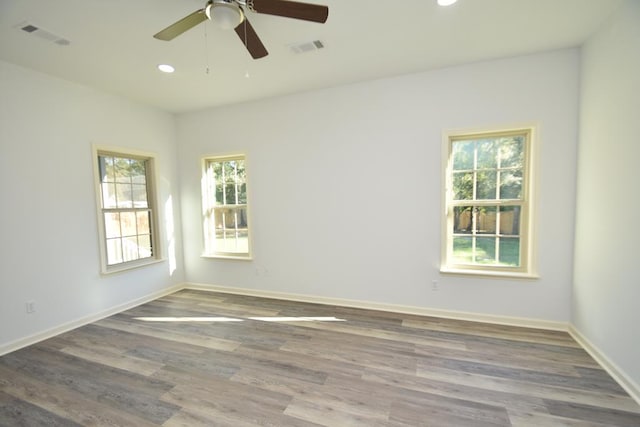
{"left": 249, "top": 0, "right": 328, "bottom": 23}
{"left": 234, "top": 18, "right": 268, "bottom": 59}
{"left": 154, "top": 9, "right": 208, "bottom": 41}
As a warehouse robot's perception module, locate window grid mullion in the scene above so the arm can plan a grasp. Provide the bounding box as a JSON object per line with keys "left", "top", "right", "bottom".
{"left": 234, "top": 161, "right": 239, "bottom": 205}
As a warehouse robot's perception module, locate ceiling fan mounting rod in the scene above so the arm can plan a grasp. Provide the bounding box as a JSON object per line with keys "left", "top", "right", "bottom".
{"left": 210, "top": 0, "right": 248, "bottom": 8}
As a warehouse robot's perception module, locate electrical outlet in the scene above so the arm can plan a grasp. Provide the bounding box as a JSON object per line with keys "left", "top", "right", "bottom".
{"left": 431, "top": 280, "right": 439, "bottom": 291}
{"left": 26, "top": 300, "right": 36, "bottom": 314}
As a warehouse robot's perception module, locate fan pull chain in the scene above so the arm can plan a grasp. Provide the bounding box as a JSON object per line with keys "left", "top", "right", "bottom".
{"left": 204, "top": 22, "right": 211, "bottom": 75}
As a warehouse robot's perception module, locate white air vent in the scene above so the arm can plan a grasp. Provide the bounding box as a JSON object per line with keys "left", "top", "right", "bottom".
{"left": 16, "top": 21, "right": 70, "bottom": 46}
{"left": 289, "top": 40, "right": 325, "bottom": 54}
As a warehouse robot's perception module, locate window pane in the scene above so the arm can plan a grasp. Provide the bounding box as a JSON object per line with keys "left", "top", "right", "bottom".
{"left": 122, "top": 236, "right": 139, "bottom": 262}
{"left": 214, "top": 209, "right": 226, "bottom": 230}
{"left": 453, "top": 172, "right": 473, "bottom": 200}
{"left": 236, "top": 161, "right": 246, "bottom": 182}
{"left": 235, "top": 207, "right": 248, "bottom": 228}
{"left": 452, "top": 237, "right": 472, "bottom": 263}
{"left": 130, "top": 159, "right": 146, "bottom": 184}
{"left": 499, "top": 137, "right": 524, "bottom": 168}
{"left": 499, "top": 206, "right": 521, "bottom": 236}
{"left": 476, "top": 206, "right": 497, "bottom": 234}
{"left": 137, "top": 211, "right": 150, "bottom": 235}
{"left": 452, "top": 141, "right": 474, "bottom": 170}
{"left": 500, "top": 170, "right": 523, "bottom": 199}
{"left": 120, "top": 211, "right": 137, "bottom": 236}
{"left": 499, "top": 238, "right": 520, "bottom": 266}
{"left": 101, "top": 183, "right": 117, "bottom": 209}
{"left": 214, "top": 230, "right": 225, "bottom": 250}
{"left": 132, "top": 184, "right": 148, "bottom": 208}
{"left": 476, "top": 171, "right": 497, "bottom": 199}
{"left": 234, "top": 230, "right": 249, "bottom": 253}
{"left": 106, "top": 238, "right": 123, "bottom": 265}
{"left": 224, "top": 231, "right": 240, "bottom": 251}
{"left": 104, "top": 212, "right": 121, "bottom": 238}
{"left": 225, "top": 183, "right": 237, "bottom": 205}
{"left": 215, "top": 184, "right": 224, "bottom": 206}
{"left": 116, "top": 183, "right": 133, "bottom": 208}
{"left": 238, "top": 183, "right": 247, "bottom": 204}
{"left": 99, "top": 156, "right": 115, "bottom": 183}
{"left": 224, "top": 161, "right": 237, "bottom": 183}
{"left": 475, "top": 237, "right": 496, "bottom": 264}
{"left": 477, "top": 139, "right": 497, "bottom": 169}
{"left": 212, "top": 162, "right": 223, "bottom": 182}
{"left": 115, "top": 158, "right": 131, "bottom": 183}
{"left": 453, "top": 206, "right": 473, "bottom": 234}
{"left": 138, "top": 234, "right": 152, "bottom": 258}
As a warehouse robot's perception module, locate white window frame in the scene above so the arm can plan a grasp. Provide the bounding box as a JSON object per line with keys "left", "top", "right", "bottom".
{"left": 201, "top": 154, "right": 252, "bottom": 260}
{"left": 441, "top": 127, "right": 538, "bottom": 278}
{"left": 93, "top": 146, "right": 162, "bottom": 274}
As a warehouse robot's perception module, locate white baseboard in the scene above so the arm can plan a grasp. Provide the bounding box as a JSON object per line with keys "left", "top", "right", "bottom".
{"left": 183, "top": 283, "right": 568, "bottom": 331}
{"left": 569, "top": 325, "right": 640, "bottom": 406}
{"left": 0, "top": 284, "right": 184, "bottom": 357}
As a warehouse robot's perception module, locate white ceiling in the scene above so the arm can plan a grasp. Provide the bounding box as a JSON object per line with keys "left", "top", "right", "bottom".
{"left": 0, "top": 0, "right": 622, "bottom": 113}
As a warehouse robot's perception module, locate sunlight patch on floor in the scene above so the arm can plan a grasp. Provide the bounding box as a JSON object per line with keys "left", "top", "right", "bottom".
{"left": 133, "top": 316, "right": 243, "bottom": 322}
{"left": 248, "top": 316, "right": 346, "bottom": 322}
{"left": 133, "top": 316, "right": 346, "bottom": 323}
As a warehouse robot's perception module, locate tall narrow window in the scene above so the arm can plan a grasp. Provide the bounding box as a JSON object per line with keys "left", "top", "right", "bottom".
{"left": 95, "top": 149, "right": 160, "bottom": 272}
{"left": 442, "top": 128, "right": 536, "bottom": 277}
{"left": 202, "top": 155, "right": 251, "bottom": 259}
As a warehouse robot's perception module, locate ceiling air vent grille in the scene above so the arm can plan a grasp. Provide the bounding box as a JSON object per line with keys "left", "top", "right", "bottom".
{"left": 289, "top": 40, "right": 324, "bottom": 54}
{"left": 17, "top": 22, "right": 71, "bottom": 46}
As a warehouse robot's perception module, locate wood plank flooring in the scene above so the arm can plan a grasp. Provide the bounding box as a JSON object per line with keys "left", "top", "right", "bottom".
{"left": 1, "top": 289, "right": 639, "bottom": 426}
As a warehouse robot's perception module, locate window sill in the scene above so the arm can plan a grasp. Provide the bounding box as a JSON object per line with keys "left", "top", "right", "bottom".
{"left": 201, "top": 253, "right": 253, "bottom": 261}
{"left": 440, "top": 266, "right": 539, "bottom": 280}
{"left": 101, "top": 258, "right": 165, "bottom": 275}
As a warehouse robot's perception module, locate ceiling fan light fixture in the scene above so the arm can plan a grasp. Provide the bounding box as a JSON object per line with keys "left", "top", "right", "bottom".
{"left": 206, "top": 1, "right": 244, "bottom": 30}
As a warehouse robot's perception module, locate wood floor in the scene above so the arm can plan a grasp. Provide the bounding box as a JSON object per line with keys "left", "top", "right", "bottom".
{"left": 1, "top": 289, "right": 639, "bottom": 426}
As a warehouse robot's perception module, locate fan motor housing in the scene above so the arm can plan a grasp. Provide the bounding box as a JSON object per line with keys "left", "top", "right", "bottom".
{"left": 206, "top": 0, "right": 245, "bottom": 28}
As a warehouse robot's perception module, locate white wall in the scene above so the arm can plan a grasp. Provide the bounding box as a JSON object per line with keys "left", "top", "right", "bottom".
{"left": 177, "top": 49, "right": 580, "bottom": 323}
{"left": 574, "top": 0, "right": 640, "bottom": 393}
{"left": 0, "top": 61, "right": 185, "bottom": 350}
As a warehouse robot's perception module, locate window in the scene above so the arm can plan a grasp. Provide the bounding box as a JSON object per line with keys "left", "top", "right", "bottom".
{"left": 442, "top": 128, "right": 536, "bottom": 277}
{"left": 202, "top": 155, "right": 251, "bottom": 259}
{"left": 95, "top": 149, "right": 160, "bottom": 273}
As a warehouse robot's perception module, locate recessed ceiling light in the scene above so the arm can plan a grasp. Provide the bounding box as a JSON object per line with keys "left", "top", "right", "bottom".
{"left": 157, "top": 64, "right": 175, "bottom": 73}
{"left": 438, "top": 0, "right": 458, "bottom": 6}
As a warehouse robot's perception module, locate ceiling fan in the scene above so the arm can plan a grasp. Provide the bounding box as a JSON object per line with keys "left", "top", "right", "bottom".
{"left": 153, "top": 0, "right": 329, "bottom": 59}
